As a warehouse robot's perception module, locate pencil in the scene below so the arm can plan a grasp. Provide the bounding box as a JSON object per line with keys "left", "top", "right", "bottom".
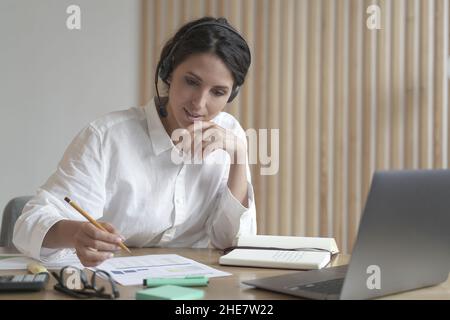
{"left": 64, "top": 197, "right": 132, "bottom": 254}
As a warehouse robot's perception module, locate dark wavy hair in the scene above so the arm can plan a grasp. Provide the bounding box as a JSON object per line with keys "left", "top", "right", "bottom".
{"left": 156, "top": 16, "right": 251, "bottom": 89}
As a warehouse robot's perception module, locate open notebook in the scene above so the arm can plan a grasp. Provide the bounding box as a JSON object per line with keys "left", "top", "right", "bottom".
{"left": 219, "top": 235, "right": 339, "bottom": 270}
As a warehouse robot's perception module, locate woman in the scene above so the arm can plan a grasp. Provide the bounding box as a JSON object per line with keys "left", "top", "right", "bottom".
{"left": 13, "top": 17, "right": 257, "bottom": 267}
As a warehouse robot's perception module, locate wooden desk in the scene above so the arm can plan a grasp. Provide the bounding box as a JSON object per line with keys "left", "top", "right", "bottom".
{"left": 1, "top": 247, "right": 449, "bottom": 300}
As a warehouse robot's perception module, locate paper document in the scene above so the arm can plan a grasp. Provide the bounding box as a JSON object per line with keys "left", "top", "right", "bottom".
{"left": 0, "top": 253, "right": 83, "bottom": 270}
{"left": 93, "top": 254, "right": 231, "bottom": 286}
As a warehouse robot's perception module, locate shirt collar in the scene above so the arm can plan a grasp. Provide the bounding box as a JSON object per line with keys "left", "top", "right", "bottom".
{"left": 145, "top": 98, "right": 175, "bottom": 156}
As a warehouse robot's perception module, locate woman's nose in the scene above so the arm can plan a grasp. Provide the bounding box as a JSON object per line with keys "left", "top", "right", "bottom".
{"left": 191, "top": 90, "right": 208, "bottom": 110}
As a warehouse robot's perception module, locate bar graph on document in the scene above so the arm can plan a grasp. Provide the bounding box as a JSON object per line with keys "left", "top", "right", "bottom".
{"left": 92, "top": 254, "right": 231, "bottom": 286}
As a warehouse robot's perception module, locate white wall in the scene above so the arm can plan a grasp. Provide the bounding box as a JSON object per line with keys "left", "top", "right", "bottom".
{"left": 0, "top": 0, "right": 143, "bottom": 227}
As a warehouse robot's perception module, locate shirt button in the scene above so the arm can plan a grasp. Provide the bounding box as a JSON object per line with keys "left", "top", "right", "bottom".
{"left": 176, "top": 198, "right": 182, "bottom": 205}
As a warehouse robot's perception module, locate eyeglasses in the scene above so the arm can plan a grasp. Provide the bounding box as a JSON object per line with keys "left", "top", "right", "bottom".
{"left": 51, "top": 266, "right": 120, "bottom": 299}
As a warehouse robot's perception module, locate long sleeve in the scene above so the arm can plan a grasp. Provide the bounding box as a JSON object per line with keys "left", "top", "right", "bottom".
{"left": 205, "top": 126, "right": 257, "bottom": 249}
{"left": 13, "top": 125, "right": 106, "bottom": 261}
{"left": 207, "top": 176, "right": 257, "bottom": 249}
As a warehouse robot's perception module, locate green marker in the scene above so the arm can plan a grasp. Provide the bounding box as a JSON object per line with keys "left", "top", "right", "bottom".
{"left": 143, "top": 275, "right": 209, "bottom": 287}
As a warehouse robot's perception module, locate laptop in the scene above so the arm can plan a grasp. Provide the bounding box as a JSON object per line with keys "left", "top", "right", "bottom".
{"left": 243, "top": 170, "right": 450, "bottom": 299}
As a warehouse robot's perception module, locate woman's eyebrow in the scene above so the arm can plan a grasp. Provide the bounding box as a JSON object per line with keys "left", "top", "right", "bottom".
{"left": 186, "top": 72, "right": 202, "bottom": 81}
{"left": 186, "top": 72, "right": 230, "bottom": 90}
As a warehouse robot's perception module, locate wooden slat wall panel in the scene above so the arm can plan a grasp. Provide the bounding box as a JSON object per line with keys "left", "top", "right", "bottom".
{"left": 379, "top": 0, "right": 392, "bottom": 170}
{"left": 405, "top": 0, "right": 419, "bottom": 169}
{"left": 253, "top": 0, "right": 268, "bottom": 237}
{"left": 347, "top": 0, "right": 364, "bottom": 253}
{"left": 143, "top": 0, "right": 449, "bottom": 253}
{"left": 392, "top": 0, "right": 406, "bottom": 170}
{"left": 265, "top": 0, "right": 281, "bottom": 235}
{"left": 420, "top": 0, "right": 434, "bottom": 169}
{"left": 279, "top": 0, "right": 295, "bottom": 235}
{"left": 447, "top": 2, "right": 450, "bottom": 167}
{"left": 293, "top": 0, "right": 308, "bottom": 237}
{"left": 435, "top": 0, "right": 449, "bottom": 168}
{"left": 334, "top": 0, "right": 349, "bottom": 251}
{"left": 320, "top": 0, "right": 334, "bottom": 238}
{"left": 306, "top": 0, "right": 321, "bottom": 237}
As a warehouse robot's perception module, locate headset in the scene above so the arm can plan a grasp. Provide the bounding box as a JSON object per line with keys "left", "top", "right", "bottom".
{"left": 155, "top": 21, "right": 250, "bottom": 117}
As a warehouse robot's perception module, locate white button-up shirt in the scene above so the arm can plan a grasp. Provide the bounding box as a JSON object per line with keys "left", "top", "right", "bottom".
{"left": 13, "top": 99, "right": 257, "bottom": 261}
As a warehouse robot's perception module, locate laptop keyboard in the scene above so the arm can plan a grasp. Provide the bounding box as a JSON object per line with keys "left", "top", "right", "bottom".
{"left": 289, "top": 278, "right": 345, "bottom": 295}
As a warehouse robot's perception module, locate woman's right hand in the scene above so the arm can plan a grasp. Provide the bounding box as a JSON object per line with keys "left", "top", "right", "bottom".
{"left": 73, "top": 222, "right": 124, "bottom": 267}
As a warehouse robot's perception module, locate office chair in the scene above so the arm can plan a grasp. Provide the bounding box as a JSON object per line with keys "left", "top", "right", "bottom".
{"left": 0, "top": 196, "right": 32, "bottom": 248}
